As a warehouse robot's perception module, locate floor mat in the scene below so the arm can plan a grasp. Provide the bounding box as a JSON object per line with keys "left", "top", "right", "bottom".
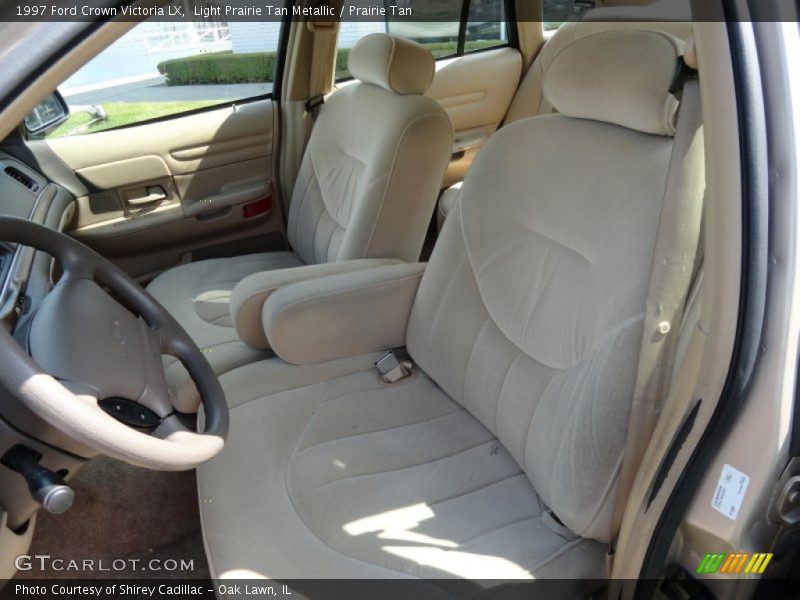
{"left": 14, "top": 456, "right": 210, "bottom": 580}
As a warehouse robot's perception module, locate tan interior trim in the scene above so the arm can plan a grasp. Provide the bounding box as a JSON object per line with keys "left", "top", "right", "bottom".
{"left": 612, "top": 21, "right": 743, "bottom": 580}
{"left": 279, "top": 21, "right": 313, "bottom": 207}
{"left": 514, "top": 1, "right": 546, "bottom": 71}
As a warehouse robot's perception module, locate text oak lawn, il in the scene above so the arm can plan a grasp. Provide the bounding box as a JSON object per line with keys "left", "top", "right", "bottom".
{"left": 194, "top": 3, "right": 412, "bottom": 17}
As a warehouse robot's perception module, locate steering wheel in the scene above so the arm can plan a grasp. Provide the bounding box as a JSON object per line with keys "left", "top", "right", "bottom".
{"left": 0, "top": 217, "right": 228, "bottom": 470}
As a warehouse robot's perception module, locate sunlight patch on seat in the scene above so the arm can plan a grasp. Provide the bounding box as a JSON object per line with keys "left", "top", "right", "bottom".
{"left": 343, "top": 503, "right": 434, "bottom": 536}
{"left": 343, "top": 503, "right": 457, "bottom": 548}
{"left": 220, "top": 568, "right": 268, "bottom": 579}
{"left": 376, "top": 528, "right": 458, "bottom": 548}
{"left": 383, "top": 546, "right": 533, "bottom": 579}
{"left": 194, "top": 290, "right": 232, "bottom": 305}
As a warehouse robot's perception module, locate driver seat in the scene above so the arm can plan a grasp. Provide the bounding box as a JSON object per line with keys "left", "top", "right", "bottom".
{"left": 198, "top": 30, "right": 699, "bottom": 591}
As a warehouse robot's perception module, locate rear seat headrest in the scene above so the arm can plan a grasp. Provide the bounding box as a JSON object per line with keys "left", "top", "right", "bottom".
{"left": 348, "top": 33, "right": 435, "bottom": 95}
{"left": 543, "top": 30, "right": 683, "bottom": 136}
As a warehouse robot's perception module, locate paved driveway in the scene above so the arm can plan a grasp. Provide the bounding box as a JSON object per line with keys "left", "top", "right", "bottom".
{"left": 64, "top": 77, "right": 273, "bottom": 104}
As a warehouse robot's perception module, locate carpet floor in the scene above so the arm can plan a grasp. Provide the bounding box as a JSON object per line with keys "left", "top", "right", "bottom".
{"left": 14, "top": 456, "right": 210, "bottom": 580}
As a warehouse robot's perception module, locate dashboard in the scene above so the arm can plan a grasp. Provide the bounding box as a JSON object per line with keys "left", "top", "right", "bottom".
{"left": 0, "top": 151, "right": 75, "bottom": 332}
{"left": 0, "top": 151, "right": 82, "bottom": 531}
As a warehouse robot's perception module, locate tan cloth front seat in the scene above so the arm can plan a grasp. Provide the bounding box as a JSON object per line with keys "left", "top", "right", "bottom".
{"left": 199, "top": 30, "right": 700, "bottom": 589}
{"left": 147, "top": 33, "right": 453, "bottom": 400}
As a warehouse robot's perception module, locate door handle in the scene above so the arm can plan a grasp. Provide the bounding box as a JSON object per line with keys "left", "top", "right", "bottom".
{"left": 127, "top": 185, "right": 167, "bottom": 206}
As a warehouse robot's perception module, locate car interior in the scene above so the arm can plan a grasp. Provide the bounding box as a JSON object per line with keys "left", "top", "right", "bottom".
{"left": 0, "top": 0, "right": 798, "bottom": 597}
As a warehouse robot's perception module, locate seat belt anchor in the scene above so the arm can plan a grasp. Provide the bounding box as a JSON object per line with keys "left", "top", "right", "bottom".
{"left": 375, "top": 351, "right": 411, "bottom": 383}
{"left": 669, "top": 56, "right": 698, "bottom": 96}
{"left": 305, "top": 94, "right": 325, "bottom": 119}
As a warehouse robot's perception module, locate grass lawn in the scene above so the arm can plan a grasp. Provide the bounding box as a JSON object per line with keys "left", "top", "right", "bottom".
{"left": 48, "top": 100, "right": 221, "bottom": 138}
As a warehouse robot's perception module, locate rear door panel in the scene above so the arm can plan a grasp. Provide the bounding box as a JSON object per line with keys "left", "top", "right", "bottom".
{"left": 427, "top": 47, "right": 522, "bottom": 187}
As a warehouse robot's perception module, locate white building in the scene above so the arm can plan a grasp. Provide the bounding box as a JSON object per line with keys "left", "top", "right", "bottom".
{"left": 229, "top": 21, "right": 387, "bottom": 53}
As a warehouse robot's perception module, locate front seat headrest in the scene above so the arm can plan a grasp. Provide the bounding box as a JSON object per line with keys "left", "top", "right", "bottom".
{"left": 348, "top": 33, "right": 435, "bottom": 95}
{"left": 543, "top": 30, "right": 683, "bottom": 136}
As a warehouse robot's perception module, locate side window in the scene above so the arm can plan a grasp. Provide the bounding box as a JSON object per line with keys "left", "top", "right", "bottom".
{"left": 49, "top": 12, "right": 283, "bottom": 138}
{"left": 465, "top": 0, "right": 509, "bottom": 51}
{"left": 336, "top": 0, "right": 511, "bottom": 81}
{"left": 543, "top": 0, "right": 573, "bottom": 32}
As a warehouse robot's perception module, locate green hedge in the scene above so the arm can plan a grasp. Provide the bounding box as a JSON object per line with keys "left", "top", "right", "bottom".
{"left": 158, "top": 51, "right": 278, "bottom": 85}
{"left": 159, "top": 40, "right": 506, "bottom": 86}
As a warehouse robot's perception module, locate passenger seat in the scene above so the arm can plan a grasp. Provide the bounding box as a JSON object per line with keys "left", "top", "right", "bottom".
{"left": 198, "top": 28, "right": 705, "bottom": 583}
{"left": 147, "top": 33, "right": 453, "bottom": 409}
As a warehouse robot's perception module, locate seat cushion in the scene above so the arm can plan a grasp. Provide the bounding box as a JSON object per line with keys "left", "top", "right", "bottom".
{"left": 147, "top": 251, "right": 304, "bottom": 411}
{"left": 198, "top": 357, "right": 606, "bottom": 590}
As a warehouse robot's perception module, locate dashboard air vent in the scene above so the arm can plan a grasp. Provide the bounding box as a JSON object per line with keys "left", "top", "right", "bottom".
{"left": 4, "top": 166, "right": 39, "bottom": 193}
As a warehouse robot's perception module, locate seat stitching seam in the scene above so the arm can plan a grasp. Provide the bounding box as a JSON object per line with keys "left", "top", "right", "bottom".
{"left": 427, "top": 472, "right": 526, "bottom": 510}
{"left": 451, "top": 513, "right": 539, "bottom": 549}
{"left": 294, "top": 406, "right": 466, "bottom": 455}
{"left": 203, "top": 314, "right": 233, "bottom": 326}
{"left": 494, "top": 352, "right": 523, "bottom": 439}
{"left": 165, "top": 340, "right": 252, "bottom": 373}
{"left": 323, "top": 216, "right": 341, "bottom": 262}
{"left": 227, "top": 367, "right": 375, "bottom": 412}
{"left": 292, "top": 439, "right": 497, "bottom": 501}
{"left": 425, "top": 253, "right": 468, "bottom": 352}
{"left": 524, "top": 535, "right": 587, "bottom": 573}
{"left": 310, "top": 200, "right": 329, "bottom": 264}
{"left": 462, "top": 317, "right": 491, "bottom": 409}
{"left": 291, "top": 158, "right": 318, "bottom": 253}
{"left": 522, "top": 366, "right": 559, "bottom": 480}
{"left": 319, "top": 377, "right": 400, "bottom": 405}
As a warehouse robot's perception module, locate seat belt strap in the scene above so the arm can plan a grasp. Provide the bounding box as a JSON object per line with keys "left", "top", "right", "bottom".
{"left": 306, "top": 17, "right": 338, "bottom": 122}
{"left": 281, "top": 11, "right": 338, "bottom": 214}
{"left": 607, "top": 77, "right": 704, "bottom": 573}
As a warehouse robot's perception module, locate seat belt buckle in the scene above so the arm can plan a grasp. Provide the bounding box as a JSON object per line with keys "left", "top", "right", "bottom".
{"left": 375, "top": 351, "right": 411, "bottom": 383}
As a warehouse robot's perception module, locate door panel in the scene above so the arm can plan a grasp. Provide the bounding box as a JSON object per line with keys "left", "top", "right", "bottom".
{"left": 46, "top": 99, "right": 283, "bottom": 280}
{"left": 426, "top": 47, "right": 522, "bottom": 187}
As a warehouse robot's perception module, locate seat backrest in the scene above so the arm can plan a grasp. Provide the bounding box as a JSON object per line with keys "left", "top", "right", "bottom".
{"left": 407, "top": 30, "right": 693, "bottom": 542}
{"left": 286, "top": 34, "right": 453, "bottom": 265}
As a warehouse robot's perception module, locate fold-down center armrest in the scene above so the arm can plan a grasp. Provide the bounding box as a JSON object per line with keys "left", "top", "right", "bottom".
{"left": 263, "top": 262, "right": 427, "bottom": 365}
{"left": 230, "top": 258, "right": 402, "bottom": 349}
